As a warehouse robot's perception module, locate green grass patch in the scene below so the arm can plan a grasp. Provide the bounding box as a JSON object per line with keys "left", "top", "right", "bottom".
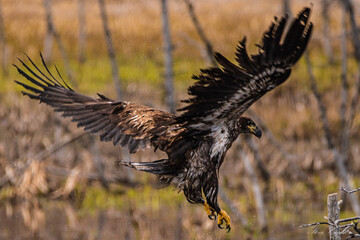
{"left": 6, "top": 54, "right": 205, "bottom": 97}
{"left": 81, "top": 184, "right": 183, "bottom": 214}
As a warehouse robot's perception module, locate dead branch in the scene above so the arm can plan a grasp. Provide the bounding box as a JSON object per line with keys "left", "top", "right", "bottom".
{"left": 77, "top": 0, "right": 86, "bottom": 63}
{"left": 160, "top": 0, "right": 176, "bottom": 113}
{"left": 43, "top": 0, "right": 76, "bottom": 86}
{"left": 341, "top": 0, "right": 360, "bottom": 61}
{"left": 177, "top": 32, "right": 209, "bottom": 64}
{"left": 182, "top": 0, "right": 216, "bottom": 66}
{"left": 98, "top": 0, "right": 122, "bottom": 99}
{"left": 282, "top": 0, "right": 292, "bottom": 18}
{"left": 339, "top": 187, "right": 360, "bottom": 194}
{"left": 321, "top": 0, "right": 334, "bottom": 63}
{"left": 336, "top": 217, "right": 360, "bottom": 225}
{"left": 339, "top": 3, "right": 349, "bottom": 155}
{"left": 42, "top": 0, "right": 53, "bottom": 62}
{"left": 300, "top": 221, "right": 332, "bottom": 228}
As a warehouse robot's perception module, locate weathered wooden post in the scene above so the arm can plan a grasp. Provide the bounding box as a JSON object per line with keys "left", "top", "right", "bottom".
{"left": 327, "top": 193, "right": 340, "bottom": 240}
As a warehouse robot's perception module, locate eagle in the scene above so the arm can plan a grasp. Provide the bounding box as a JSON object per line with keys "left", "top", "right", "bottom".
{"left": 15, "top": 8, "right": 312, "bottom": 232}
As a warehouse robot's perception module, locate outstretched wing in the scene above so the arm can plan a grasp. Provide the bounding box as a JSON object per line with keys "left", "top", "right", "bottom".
{"left": 14, "top": 55, "right": 179, "bottom": 154}
{"left": 177, "top": 8, "right": 313, "bottom": 130}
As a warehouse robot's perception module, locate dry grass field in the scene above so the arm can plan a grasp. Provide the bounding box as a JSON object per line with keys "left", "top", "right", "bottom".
{"left": 1, "top": 0, "right": 360, "bottom": 239}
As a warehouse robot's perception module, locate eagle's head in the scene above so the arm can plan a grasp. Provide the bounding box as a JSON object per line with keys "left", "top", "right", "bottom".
{"left": 237, "top": 117, "right": 262, "bottom": 138}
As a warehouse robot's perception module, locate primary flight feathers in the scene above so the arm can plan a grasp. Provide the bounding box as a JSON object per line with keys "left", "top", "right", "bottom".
{"left": 15, "top": 55, "right": 182, "bottom": 154}
{"left": 178, "top": 7, "right": 312, "bottom": 129}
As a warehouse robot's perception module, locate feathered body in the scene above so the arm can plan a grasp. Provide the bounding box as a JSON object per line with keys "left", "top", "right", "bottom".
{"left": 15, "top": 8, "right": 313, "bottom": 231}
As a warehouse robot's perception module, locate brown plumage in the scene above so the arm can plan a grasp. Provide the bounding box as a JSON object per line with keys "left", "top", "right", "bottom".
{"left": 15, "top": 7, "right": 313, "bottom": 232}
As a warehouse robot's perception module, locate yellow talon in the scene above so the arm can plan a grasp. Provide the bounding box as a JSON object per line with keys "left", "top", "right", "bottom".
{"left": 218, "top": 209, "right": 231, "bottom": 232}
{"left": 203, "top": 202, "right": 216, "bottom": 220}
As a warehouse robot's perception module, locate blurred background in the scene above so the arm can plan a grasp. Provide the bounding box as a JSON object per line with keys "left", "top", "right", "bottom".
{"left": 0, "top": 0, "right": 360, "bottom": 239}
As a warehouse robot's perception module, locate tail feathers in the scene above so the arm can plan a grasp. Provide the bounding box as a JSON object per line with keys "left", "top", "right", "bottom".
{"left": 119, "top": 159, "right": 179, "bottom": 176}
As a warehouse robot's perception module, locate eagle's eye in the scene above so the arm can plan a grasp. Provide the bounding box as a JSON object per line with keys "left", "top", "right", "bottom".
{"left": 247, "top": 124, "right": 257, "bottom": 132}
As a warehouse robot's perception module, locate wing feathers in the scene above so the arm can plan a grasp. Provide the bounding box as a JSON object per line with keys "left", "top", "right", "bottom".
{"left": 15, "top": 54, "right": 179, "bottom": 154}
{"left": 177, "top": 7, "right": 313, "bottom": 129}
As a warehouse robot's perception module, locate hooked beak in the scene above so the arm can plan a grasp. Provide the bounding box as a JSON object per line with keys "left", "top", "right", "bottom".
{"left": 248, "top": 125, "right": 262, "bottom": 138}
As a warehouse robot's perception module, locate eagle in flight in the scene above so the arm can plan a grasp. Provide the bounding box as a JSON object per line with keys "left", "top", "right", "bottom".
{"left": 15, "top": 8, "right": 312, "bottom": 232}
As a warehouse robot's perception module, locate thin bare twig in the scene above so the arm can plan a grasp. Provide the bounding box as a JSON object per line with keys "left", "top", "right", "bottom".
{"left": 300, "top": 221, "right": 332, "bottom": 228}
{"left": 342, "top": 0, "right": 360, "bottom": 61}
{"left": 321, "top": 0, "right": 334, "bottom": 63}
{"left": 177, "top": 32, "right": 209, "bottom": 64}
{"left": 160, "top": 0, "right": 175, "bottom": 113}
{"left": 182, "top": 0, "right": 216, "bottom": 66}
{"left": 43, "top": 0, "right": 53, "bottom": 62}
{"left": 43, "top": 0, "right": 76, "bottom": 86}
{"left": 98, "top": 0, "right": 122, "bottom": 99}
{"left": 336, "top": 217, "right": 360, "bottom": 225}
{"left": 339, "top": 187, "right": 360, "bottom": 194}
{"left": 339, "top": 4, "right": 349, "bottom": 155}
{"left": 77, "top": 0, "right": 86, "bottom": 63}
{"left": 282, "top": 0, "right": 292, "bottom": 18}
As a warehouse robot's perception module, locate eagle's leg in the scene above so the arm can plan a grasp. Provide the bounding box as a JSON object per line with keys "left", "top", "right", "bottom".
{"left": 203, "top": 174, "right": 231, "bottom": 232}
{"left": 205, "top": 197, "right": 231, "bottom": 232}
